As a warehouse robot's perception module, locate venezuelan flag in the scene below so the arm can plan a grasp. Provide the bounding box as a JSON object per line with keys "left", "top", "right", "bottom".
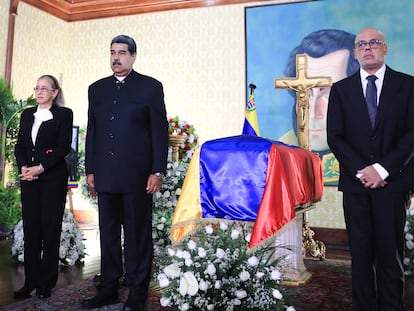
{"left": 242, "top": 84, "right": 260, "bottom": 136}
{"left": 170, "top": 135, "right": 323, "bottom": 250}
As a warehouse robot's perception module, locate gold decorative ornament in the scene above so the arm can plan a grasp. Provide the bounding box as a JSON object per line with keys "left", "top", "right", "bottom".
{"left": 169, "top": 134, "right": 186, "bottom": 162}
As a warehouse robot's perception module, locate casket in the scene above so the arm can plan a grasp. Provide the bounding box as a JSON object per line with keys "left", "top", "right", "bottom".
{"left": 170, "top": 134, "right": 323, "bottom": 252}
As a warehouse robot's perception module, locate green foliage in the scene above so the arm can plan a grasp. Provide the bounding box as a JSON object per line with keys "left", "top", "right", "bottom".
{"left": 0, "top": 77, "right": 36, "bottom": 183}
{"left": 0, "top": 182, "right": 21, "bottom": 228}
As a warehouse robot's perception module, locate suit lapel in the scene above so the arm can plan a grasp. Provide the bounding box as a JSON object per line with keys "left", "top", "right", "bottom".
{"left": 374, "top": 67, "right": 394, "bottom": 129}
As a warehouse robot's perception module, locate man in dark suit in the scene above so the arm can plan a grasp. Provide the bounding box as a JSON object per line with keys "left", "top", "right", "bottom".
{"left": 327, "top": 27, "right": 414, "bottom": 310}
{"left": 82, "top": 35, "right": 169, "bottom": 311}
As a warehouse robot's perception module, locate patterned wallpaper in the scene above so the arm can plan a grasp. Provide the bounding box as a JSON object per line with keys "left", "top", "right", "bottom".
{"left": 0, "top": 0, "right": 345, "bottom": 229}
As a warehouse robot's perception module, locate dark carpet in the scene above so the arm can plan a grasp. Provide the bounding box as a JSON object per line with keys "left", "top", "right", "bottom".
{"left": 2, "top": 258, "right": 413, "bottom": 311}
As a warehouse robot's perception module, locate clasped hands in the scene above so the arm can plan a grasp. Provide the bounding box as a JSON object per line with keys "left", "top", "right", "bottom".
{"left": 19, "top": 165, "right": 44, "bottom": 181}
{"left": 357, "top": 165, "right": 386, "bottom": 189}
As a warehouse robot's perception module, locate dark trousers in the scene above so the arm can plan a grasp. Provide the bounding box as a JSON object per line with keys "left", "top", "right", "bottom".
{"left": 98, "top": 191, "right": 153, "bottom": 302}
{"left": 343, "top": 190, "right": 408, "bottom": 311}
{"left": 20, "top": 179, "right": 67, "bottom": 290}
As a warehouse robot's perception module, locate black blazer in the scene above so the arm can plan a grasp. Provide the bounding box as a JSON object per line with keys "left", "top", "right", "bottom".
{"left": 85, "top": 70, "right": 169, "bottom": 193}
{"left": 15, "top": 104, "right": 73, "bottom": 182}
{"left": 327, "top": 66, "right": 414, "bottom": 193}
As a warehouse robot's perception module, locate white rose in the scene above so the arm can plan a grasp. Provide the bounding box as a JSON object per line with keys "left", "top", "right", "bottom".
{"left": 248, "top": 256, "right": 259, "bottom": 267}
{"left": 216, "top": 248, "right": 226, "bottom": 259}
{"left": 231, "top": 229, "right": 241, "bottom": 240}
{"left": 205, "top": 225, "right": 214, "bottom": 234}
{"left": 205, "top": 263, "right": 217, "bottom": 276}
{"left": 214, "top": 280, "right": 221, "bottom": 289}
{"left": 198, "top": 247, "right": 207, "bottom": 258}
{"left": 187, "top": 240, "right": 197, "bottom": 250}
{"left": 166, "top": 247, "right": 175, "bottom": 257}
{"left": 199, "top": 279, "right": 209, "bottom": 291}
{"left": 256, "top": 271, "right": 265, "bottom": 278}
{"left": 219, "top": 222, "right": 228, "bottom": 231}
{"left": 271, "top": 269, "right": 281, "bottom": 280}
{"left": 236, "top": 290, "right": 247, "bottom": 299}
{"left": 272, "top": 289, "right": 283, "bottom": 299}
{"left": 407, "top": 240, "right": 414, "bottom": 250}
{"left": 160, "top": 296, "right": 170, "bottom": 307}
{"left": 157, "top": 273, "right": 170, "bottom": 288}
{"left": 164, "top": 264, "right": 181, "bottom": 278}
{"left": 239, "top": 270, "right": 250, "bottom": 281}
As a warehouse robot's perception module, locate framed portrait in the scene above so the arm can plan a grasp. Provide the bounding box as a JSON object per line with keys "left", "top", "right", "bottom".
{"left": 65, "top": 125, "right": 79, "bottom": 182}
{"left": 245, "top": 0, "right": 414, "bottom": 185}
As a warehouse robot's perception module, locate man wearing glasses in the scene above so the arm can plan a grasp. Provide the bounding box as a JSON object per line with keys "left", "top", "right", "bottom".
{"left": 327, "top": 27, "right": 414, "bottom": 310}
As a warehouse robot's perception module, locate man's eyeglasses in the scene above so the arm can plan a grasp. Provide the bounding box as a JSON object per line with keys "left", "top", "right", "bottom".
{"left": 34, "top": 87, "right": 55, "bottom": 93}
{"left": 355, "top": 39, "right": 385, "bottom": 50}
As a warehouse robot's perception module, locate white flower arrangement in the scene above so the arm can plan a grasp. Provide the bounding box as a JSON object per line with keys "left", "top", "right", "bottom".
{"left": 404, "top": 208, "right": 414, "bottom": 274}
{"left": 152, "top": 160, "right": 189, "bottom": 257}
{"left": 152, "top": 116, "right": 199, "bottom": 257}
{"left": 156, "top": 221, "right": 296, "bottom": 311}
{"left": 11, "top": 209, "right": 86, "bottom": 266}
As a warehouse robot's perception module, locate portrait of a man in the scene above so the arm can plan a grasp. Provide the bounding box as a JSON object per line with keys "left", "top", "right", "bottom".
{"left": 245, "top": 0, "right": 414, "bottom": 185}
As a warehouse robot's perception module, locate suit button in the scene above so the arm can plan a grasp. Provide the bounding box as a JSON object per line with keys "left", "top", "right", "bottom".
{"left": 109, "top": 151, "right": 114, "bottom": 156}
{"left": 109, "top": 133, "right": 114, "bottom": 138}
{"left": 370, "top": 154, "right": 374, "bottom": 159}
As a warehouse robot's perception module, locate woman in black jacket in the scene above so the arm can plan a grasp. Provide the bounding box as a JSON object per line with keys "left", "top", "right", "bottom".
{"left": 13, "top": 74, "right": 73, "bottom": 299}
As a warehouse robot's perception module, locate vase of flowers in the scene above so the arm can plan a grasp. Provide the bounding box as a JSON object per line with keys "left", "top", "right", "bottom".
{"left": 168, "top": 116, "right": 199, "bottom": 163}
{"left": 156, "top": 221, "right": 296, "bottom": 311}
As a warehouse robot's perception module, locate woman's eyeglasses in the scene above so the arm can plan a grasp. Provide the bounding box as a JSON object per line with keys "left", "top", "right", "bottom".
{"left": 34, "top": 87, "right": 55, "bottom": 93}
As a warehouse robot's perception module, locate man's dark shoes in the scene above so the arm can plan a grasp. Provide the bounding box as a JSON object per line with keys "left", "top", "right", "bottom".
{"left": 14, "top": 285, "right": 35, "bottom": 299}
{"left": 82, "top": 292, "right": 119, "bottom": 309}
{"left": 36, "top": 288, "right": 51, "bottom": 299}
{"left": 122, "top": 304, "right": 146, "bottom": 311}
{"left": 123, "top": 293, "right": 146, "bottom": 311}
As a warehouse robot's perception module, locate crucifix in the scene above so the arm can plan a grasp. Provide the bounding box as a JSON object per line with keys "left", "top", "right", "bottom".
{"left": 275, "top": 54, "right": 332, "bottom": 260}
{"left": 274, "top": 54, "right": 332, "bottom": 150}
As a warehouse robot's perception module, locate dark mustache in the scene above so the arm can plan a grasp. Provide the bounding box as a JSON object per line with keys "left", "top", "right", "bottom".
{"left": 112, "top": 60, "right": 122, "bottom": 66}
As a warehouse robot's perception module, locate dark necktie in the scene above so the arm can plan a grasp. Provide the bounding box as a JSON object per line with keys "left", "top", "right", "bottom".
{"left": 366, "top": 75, "right": 378, "bottom": 127}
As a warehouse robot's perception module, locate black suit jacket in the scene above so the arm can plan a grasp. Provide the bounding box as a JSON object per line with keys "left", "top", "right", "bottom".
{"left": 85, "top": 70, "right": 169, "bottom": 193}
{"left": 15, "top": 105, "right": 73, "bottom": 182}
{"left": 327, "top": 66, "right": 414, "bottom": 193}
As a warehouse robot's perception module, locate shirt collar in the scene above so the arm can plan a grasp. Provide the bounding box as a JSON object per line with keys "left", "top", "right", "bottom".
{"left": 360, "top": 64, "right": 386, "bottom": 82}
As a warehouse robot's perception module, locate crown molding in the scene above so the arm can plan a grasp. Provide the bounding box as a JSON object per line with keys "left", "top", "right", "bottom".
{"left": 21, "top": 0, "right": 256, "bottom": 22}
